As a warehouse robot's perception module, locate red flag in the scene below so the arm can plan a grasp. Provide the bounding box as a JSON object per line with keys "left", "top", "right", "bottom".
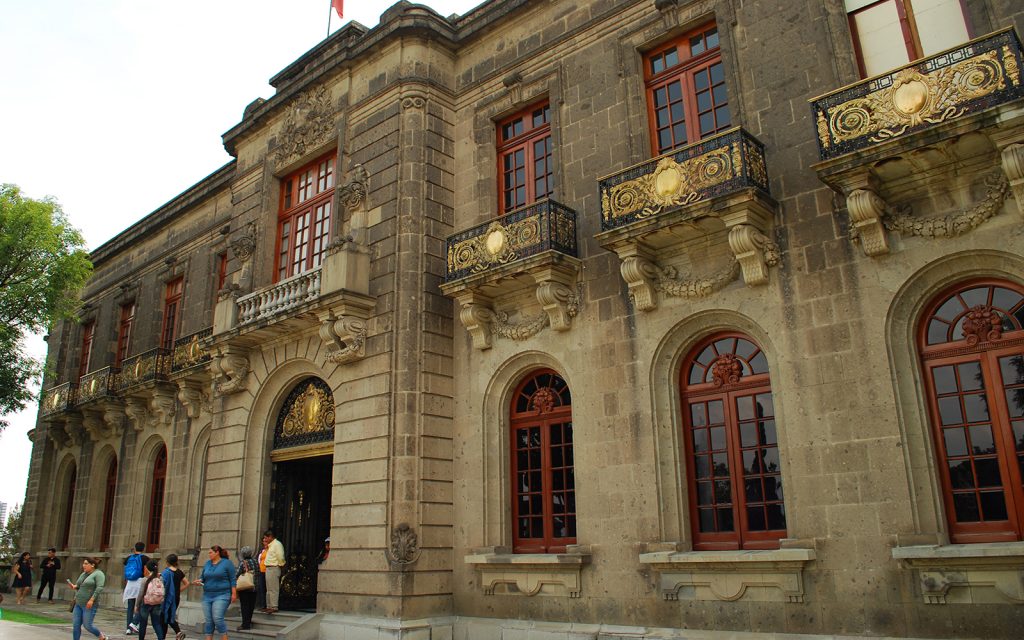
{"left": 332, "top": 0, "right": 343, "bottom": 19}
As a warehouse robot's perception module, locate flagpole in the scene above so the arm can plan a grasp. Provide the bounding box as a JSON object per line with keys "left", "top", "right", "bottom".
{"left": 327, "top": 0, "right": 333, "bottom": 37}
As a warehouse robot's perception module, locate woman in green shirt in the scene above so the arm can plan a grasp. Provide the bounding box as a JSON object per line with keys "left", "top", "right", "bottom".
{"left": 68, "top": 557, "right": 108, "bottom": 640}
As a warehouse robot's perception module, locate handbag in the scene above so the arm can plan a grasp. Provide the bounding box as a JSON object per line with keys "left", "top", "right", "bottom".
{"left": 236, "top": 564, "right": 255, "bottom": 591}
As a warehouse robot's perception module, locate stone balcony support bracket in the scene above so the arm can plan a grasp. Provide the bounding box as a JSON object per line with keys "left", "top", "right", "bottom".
{"left": 175, "top": 379, "right": 209, "bottom": 419}
{"left": 532, "top": 264, "right": 580, "bottom": 331}
{"left": 212, "top": 346, "right": 251, "bottom": 396}
{"left": 720, "top": 196, "right": 779, "bottom": 286}
{"left": 318, "top": 313, "right": 368, "bottom": 364}
{"left": 892, "top": 542, "right": 1024, "bottom": 605}
{"left": 124, "top": 396, "right": 149, "bottom": 432}
{"left": 454, "top": 292, "right": 495, "bottom": 351}
{"left": 464, "top": 546, "right": 592, "bottom": 598}
{"left": 995, "top": 140, "right": 1024, "bottom": 216}
{"left": 639, "top": 548, "right": 816, "bottom": 603}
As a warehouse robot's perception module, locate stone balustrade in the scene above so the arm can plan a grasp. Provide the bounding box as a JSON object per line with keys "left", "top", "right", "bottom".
{"left": 237, "top": 267, "right": 323, "bottom": 326}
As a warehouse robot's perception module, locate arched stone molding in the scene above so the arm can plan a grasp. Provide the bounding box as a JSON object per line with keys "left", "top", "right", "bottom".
{"left": 477, "top": 351, "right": 574, "bottom": 550}
{"left": 236, "top": 357, "right": 333, "bottom": 551}
{"left": 48, "top": 452, "right": 79, "bottom": 548}
{"left": 84, "top": 445, "right": 118, "bottom": 550}
{"left": 648, "top": 310, "right": 786, "bottom": 545}
{"left": 184, "top": 423, "right": 211, "bottom": 553}
{"left": 124, "top": 434, "right": 168, "bottom": 546}
{"left": 885, "top": 250, "right": 1024, "bottom": 544}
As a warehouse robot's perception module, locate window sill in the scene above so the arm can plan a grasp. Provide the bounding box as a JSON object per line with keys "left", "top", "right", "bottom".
{"left": 464, "top": 546, "right": 591, "bottom": 598}
{"left": 638, "top": 547, "right": 815, "bottom": 603}
{"left": 891, "top": 542, "right": 1024, "bottom": 604}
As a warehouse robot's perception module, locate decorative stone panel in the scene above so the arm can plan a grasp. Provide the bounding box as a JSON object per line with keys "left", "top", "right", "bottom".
{"left": 893, "top": 543, "right": 1024, "bottom": 604}
{"left": 464, "top": 547, "right": 591, "bottom": 598}
{"left": 595, "top": 128, "right": 779, "bottom": 312}
{"left": 441, "top": 199, "right": 581, "bottom": 349}
{"left": 638, "top": 548, "right": 815, "bottom": 603}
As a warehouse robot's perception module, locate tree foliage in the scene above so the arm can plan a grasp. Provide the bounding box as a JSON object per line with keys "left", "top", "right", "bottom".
{"left": 0, "top": 503, "right": 23, "bottom": 564}
{"left": 0, "top": 185, "right": 92, "bottom": 430}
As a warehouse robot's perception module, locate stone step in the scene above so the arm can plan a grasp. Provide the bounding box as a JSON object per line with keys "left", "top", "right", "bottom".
{"left": 182, "top": 610, "right": 306, "bottom": 640}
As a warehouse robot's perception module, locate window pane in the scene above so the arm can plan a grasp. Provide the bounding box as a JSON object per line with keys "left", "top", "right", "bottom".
{"left": 715, "top": 105, "right": 731, "bottom": 129}
{"left": 667, "top": 80, "right": 682, "bottom": 103}
{"left": 694, "top": 69, "right": 709, "bottom": 92}
{"left": 952, "top": 492, "right": 980, "bottom": 522}
{"left": 851, "top": 1, "right": 912, "bottom": 76}
{"left": 963, "top": 394, "right": 989, "bottom": 423}
{"left": 974, "top": 458, "right": 1003, "bottom": 488}
{"left": 958, "top": 362, "right": 983, "bottom": 391}
{"left": 932, "top": 366, "right": 957, "bottom": 395}
{"left": 938, "top": 397, "right": 963, "bottom": 426}
{"left": 948, "top": 460, "right": 975, "bottom": 489}
{"left": 747, "top": 506, "right": 766, "bottom": 531}
{"left": 943, "top": 428, "right": 968, "bottom": 457}
{"left": 706, "top": 28, "right": 719, "bottom": 49}
{"left": 968, "top": 425, "right": 996, "bottom": 455}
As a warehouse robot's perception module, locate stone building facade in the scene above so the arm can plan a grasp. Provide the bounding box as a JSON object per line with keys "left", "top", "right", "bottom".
{"left": 22, "top": 0, "right": 1024, "bottom": 638}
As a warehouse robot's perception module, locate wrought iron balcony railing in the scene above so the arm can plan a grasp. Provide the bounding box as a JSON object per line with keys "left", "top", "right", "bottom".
{"left": 113, "top": 348, "right": 172, "bottom": 392}
{"left": 599, "top": 127, "right": 770, "bottom": 232}
{"left": 237, "top": 267, "right": 322, "bottom": 326}
{"left": 77, "top": 366, "right": 119, "bottom": 404}
{"left": 811, "top": 29, "right": 1024, "bottom": 161}
{"left": 171, "top": 327, "right": 213, "bottom": 374}
{"left": 40, "top": 382, "right": 77, "bottom": 417}
{"left": 445, "top": 198, "right": 578, "bottom": 282}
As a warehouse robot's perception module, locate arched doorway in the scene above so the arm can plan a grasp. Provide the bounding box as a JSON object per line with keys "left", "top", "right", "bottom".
{"left": 268, "top": 377, "right": 335, "bottom": 610}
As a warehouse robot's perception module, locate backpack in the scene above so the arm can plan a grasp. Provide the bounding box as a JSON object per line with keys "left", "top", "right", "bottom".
{"left": 125, "top": 554, "right": 143, "bottom": 581}
{"left": 143, "top": 576, "right": 165, "bottom": 605}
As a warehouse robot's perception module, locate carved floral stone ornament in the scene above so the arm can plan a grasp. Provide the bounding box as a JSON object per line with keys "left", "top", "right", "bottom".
{"left": 338, "top": 163, "right": 368, "bottom": 211}
{"left": 212, "top": 347, "right": 250, "bottom": 395}
{"left": 455, "top": 281, "right": 582, "bottom": 350}
{"left": 275, "top": 84, "right": 335, "bottom": 164}
{"left": 711, "top": 354, "right": 744, "bottom": 387}
{"left": 962, "top": 305, "right": 1004, "bottom": 346}
{"left": 388, "top": 523, "right": 419, "bottom": 565}
{"left": 230, "top": 223, "right": 257, "bottom": 263}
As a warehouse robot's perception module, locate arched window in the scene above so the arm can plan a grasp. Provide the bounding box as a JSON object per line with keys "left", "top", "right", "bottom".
{"left": 510, "top": 370, "right": 575, "bottom": 553}
{"left": 146, "top": 445, "right": 168, "bottom": 552}
{"left": 99, "top": 459, "right": 117, "bottom": 551}
{"left": 919, "top": 280, "right": 1024, "bottom": 543}
{"left": 60, "top": 463, "right": 77, "bottom": 551}
{"left": 681, "top": 334, "right": 785, "bottom": 550}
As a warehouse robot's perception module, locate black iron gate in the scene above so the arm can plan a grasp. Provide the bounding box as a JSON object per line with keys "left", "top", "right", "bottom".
{"left": 268, "top": 455, "right": 331, "bottom": 611}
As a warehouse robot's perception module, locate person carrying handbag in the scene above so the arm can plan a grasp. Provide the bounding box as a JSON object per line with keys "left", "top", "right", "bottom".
{"left": 235, "top": 546, "right": 258, "bottom": 631}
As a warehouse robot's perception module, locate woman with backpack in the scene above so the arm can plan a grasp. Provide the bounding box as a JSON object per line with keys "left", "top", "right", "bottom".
{"left": 160, "top": 554, "right": 190, "bottom": 640}
{"left": 188, "top": 545, "right": 237, "bottom": 640}
{"left": 135, "top": 560, "right": 166, "bottom": 640}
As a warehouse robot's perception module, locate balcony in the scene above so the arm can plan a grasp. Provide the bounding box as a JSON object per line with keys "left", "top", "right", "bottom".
{"left": 810, "top": 29, "right": 1024, "bottom": 256}
{"left": 40, "top": 382, "right": 77, "bottom": 419}
{"left": 440, "top": 199, "right": 581, "bottom": 350}
{"left": 76, "top": 367, "right": 119, "bottom": 405}
{"left": 113, "top": 348, "right": 171, "bottom": 393}
{"left": 595, "top": 127, "right": 778, "bottom": 312}
{"left": 210, "top": 241, "right": 375, "bottom": 394}
{"left": 170, "top": 327, "right": 213, "bottom": 376}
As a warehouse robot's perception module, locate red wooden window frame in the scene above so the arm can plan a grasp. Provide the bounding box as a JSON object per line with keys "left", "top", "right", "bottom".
{"left": 918, "top": 280, "right": 1024, "bottom": 543}
{"left": 99, "top": 459, "right": 117, "bottom": 551}
{"left": 681, "top": 333, "right": 786, "bottom": 550}
{"left": 160, "top": 278, "right": 184, "bottom": 351}
{"left": 645, "top": 23, "right": 732, "bottom": 156}
{"left": 145, "top": 445, "right": 168, "bottom": 553}
{"left": 276, "top": 152, "right": 335, "bottom": 281}
{"left": 60, "top": 464, "right": 77, "bottom": 551}
{"left": 497, "top": 101, "right": 553, "bottom": 214}
{"left": 510, "top": 369, "right": 576, "bottom": 553}
{"left": 847, "top": 0, "right": 971, "bottom": 78}
{"left": 115, "top": 302, "right": 136, "bottom": 368}
{"left": 77, "top": 321, "right": 95, "bottom": 381}
{"left": 216, "top": 251, "right": 228, "bottom": 292}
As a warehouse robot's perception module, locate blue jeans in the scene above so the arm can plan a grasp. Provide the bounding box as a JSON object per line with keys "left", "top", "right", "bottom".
{"left": 72, "top": 603, "right": 103, "bottom": 640}
{"left": 201, "top": 592, "right": 231, "bottom": 635}
{"left": 137, "top": 602, "right": 166, "bottom": 639}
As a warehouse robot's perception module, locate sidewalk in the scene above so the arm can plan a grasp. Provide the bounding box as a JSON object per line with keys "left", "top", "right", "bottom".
{"left": 0, "top": 598, "right": 129, "bottom": 639}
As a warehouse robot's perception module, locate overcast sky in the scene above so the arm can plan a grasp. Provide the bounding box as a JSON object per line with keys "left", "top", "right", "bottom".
{"left": 0, "top": 0, "right": 481, "bottom": 519}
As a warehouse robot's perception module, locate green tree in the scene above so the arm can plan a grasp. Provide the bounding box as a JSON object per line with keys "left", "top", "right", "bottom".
{"left": 0, "top": 503, "right": 23, "bottom": 564}
{"left": 0, "top": 185, "right": 91, "bottom": 430}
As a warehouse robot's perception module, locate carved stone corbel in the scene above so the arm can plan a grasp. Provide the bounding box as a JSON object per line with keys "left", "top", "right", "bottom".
{"left": 455, "top": 292, "right": 495, "bottom": 350}
{"left": 47, "top": 422, "right": 70, "bottom": 449}
{"left": 176, "top": 380, "right": 208, "bottom": 419}
{"left": 319, "top": 314, "right": 367, "bottom": 364}
{"left": 338, "top": 164, "right": 368, "bottom": 212}
{"left": 82, "top": 409, "right": 107, "bottom": 441}
{"left": 149, "top": 387, "right": 177, "bottom": 428}
{"left": 617, "top": 243, "right": 660, "bottom": 311}
{"left": 124, "top": 396, "right": 149, "bottom": 432}
{"left": 533, "top": 266, "right": 580, "bottom": 331}
{"left": 1000, "top": 143, "right": 1024, "bottom": 216}
{"left": 102, "top": 401, "right": 125, "bottom": 437}
{"left": 727, "top": 224, "right": 780, "bottom": 286}
{"left": 212, "top": 347, "right": 250, "bottom": 395}
{"left": 847, "top": 187, "right": 891, "bottom": 256}
{"left": 64, "top": 417, "right": 85, "bottom": 446}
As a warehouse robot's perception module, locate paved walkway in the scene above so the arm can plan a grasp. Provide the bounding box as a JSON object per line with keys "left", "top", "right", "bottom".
{"left": 0, "top": 598, "right": 130, "bottom": 639}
